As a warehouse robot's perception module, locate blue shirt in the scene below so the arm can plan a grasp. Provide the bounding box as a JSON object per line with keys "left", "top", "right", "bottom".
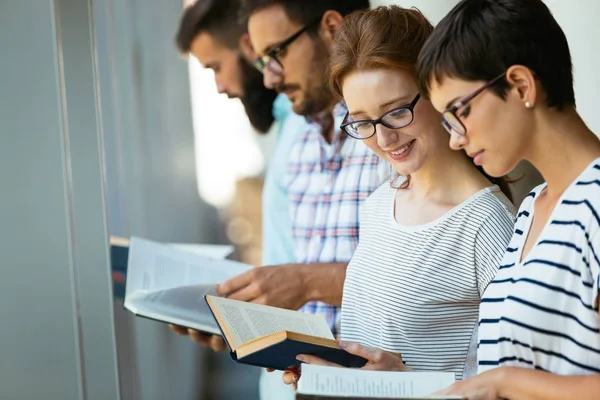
{"left": 261, "top": 95, "right": 305, "bottom": 266}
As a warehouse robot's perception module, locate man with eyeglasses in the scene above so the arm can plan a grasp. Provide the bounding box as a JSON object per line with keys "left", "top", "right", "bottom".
{"left": 171, "top": 0, "right": 306, "bottom": 352}
{"left": 214, "top": 0, "right": 387, "bottom": 398}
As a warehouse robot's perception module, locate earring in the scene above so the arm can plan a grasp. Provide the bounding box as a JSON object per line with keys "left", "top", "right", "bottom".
{"left": 525, "top": 101, "right": 532, "bottom": 109}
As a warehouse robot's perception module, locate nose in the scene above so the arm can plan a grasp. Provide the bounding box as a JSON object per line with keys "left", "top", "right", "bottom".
{"left": 449, "top": 131, "right": 468, "bottom": 151}
{"left": 263, "top": 68, "right": 282, "bottom": 90}
{"left": 215, "top": 77, "right": 227, "bottom": 95}
{"left": 216, "top": 85, "right": 227, "bottom": 95}
{"left": 376, "top": 124, "right": 399, "bottom": 149}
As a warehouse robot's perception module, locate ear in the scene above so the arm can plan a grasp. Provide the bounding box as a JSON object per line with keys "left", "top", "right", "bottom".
{"left": 238, "top": 33, "right": 257, "bottom": 63}
{"left": 319, "top": 10, "right": 344, "bottom": 48}
{"left": 506, "top": 65, "right": 537, "bottom": 108}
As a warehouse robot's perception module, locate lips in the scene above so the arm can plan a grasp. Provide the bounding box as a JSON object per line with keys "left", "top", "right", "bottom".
{"left": 469, "top": 150, "right": 485, "bottom": 166}
{"left": 387, "top": 139, "right": 416, "bottom": 162}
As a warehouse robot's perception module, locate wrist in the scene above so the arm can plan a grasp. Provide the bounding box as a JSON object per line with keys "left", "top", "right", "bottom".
{"left": 296, "top": 263, "right": 313, "bottom": 304}
{"left": 494, "top": 366, "right": 512, "bottom": 398}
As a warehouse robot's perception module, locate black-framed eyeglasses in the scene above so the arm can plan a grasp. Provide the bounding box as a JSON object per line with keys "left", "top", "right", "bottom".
{"left": 254, "top": 18, "right": 321, "bottom": 76}
{"left": 442, "top": 72, "right": 506, "bottom": 136}
{"left": 341, "top": 94, "right": 421, "bottom": 140}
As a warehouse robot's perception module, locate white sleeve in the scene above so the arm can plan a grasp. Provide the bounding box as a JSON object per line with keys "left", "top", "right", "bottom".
{"left": 474, "top": 210, "right": 515, "bottom": 297}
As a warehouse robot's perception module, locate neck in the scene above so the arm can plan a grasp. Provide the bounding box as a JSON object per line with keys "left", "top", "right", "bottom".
{"left": 407, "top": 141, "right": 484, "bottom": 201}
{"left": 525, "top": 107, "right": 600, "bottom": 199}
{"left": 307, "top": 100, "right": 339, "bottom": 143}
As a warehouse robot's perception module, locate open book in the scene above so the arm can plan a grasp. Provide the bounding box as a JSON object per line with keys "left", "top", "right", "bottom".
{"left": 110, "top": 236, "right": 235, "bottom": 299}
{"left": 124, "top": 237, "right": 251, "bottom": 335}
{"left": 296, "top": 364, "right": 464, "bottom": 399}
{"left": 205, "top": 295, "right": 368, "bottom": 371}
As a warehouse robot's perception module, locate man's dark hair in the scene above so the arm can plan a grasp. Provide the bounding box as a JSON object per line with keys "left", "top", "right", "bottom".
{"left": 176, "top": 0, "right": 246, "bottom": 52}
{"left": 416, "top": 0, "right": 575, "bottom": 110}
{"left": 240, "top": 0, "right": 370, "bottom": 27}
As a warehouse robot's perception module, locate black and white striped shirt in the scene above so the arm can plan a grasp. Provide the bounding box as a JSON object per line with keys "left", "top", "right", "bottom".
{"left": 340, "top": 183, "right": 515, "bottom": 379}
{"left": 478, "top": 159, "right": 600, "bottom": 375}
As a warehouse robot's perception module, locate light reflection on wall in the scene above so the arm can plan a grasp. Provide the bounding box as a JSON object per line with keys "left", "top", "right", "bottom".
{"left": 187, "top": 56, "right": 266, "bottom": 208}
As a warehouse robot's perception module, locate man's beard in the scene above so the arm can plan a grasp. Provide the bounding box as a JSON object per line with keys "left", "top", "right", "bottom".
{"left": 239, "top": 56, "right": 278, "bottom": 134}
{"left": 274, "top": 38, "right": 333, "bottom": 117}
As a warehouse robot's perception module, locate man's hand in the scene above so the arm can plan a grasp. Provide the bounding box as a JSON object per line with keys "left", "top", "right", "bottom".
{"left": 217, "top": 262, "right": 348, "bottom": 309}
{"left": 217, "top": 264, "right": 309, "bottom": 310}
{"left": 169, "top": 325, "right": 228, "bottom": 352}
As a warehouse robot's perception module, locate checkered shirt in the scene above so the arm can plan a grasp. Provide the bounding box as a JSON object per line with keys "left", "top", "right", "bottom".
{"left": 285, "top": 103, "right": 387, "bottom": 335}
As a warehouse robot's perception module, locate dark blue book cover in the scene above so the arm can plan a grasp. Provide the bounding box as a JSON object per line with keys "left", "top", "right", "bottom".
{"left": 110, "top": 237, "right": 129, "bottom": 300}
{"left": 230, "top": 333, "right": 367, "bottom": 371}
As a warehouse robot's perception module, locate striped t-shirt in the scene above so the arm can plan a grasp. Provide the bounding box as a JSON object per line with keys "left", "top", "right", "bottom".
{"left": 478, "top": 159, "right": 600, "bottom": 375}
{"left": 340, "top": 183, "right": 515, "bottom": 379}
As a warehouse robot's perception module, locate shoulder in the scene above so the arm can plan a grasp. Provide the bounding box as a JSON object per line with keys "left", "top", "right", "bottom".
{"left": 466, "top": 187, "right": 517, "bottom": 224}
{"left": 360, "top": 183, "right": 394, "bottom": 217}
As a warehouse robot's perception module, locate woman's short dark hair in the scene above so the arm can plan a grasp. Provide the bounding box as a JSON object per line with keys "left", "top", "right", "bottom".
{"left": 416, "top": 0, "right": 575, "bottom": 111}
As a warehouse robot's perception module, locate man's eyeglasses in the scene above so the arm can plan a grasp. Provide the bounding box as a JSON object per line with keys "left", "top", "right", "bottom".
{"left": 442, "top": 72, "right": 506, "bottom": 136}
{"left": 254, "top": 18, "right": 321, "bottom": 76}
{"left": 341, "top": 94, "right": 421, "bottom": 140}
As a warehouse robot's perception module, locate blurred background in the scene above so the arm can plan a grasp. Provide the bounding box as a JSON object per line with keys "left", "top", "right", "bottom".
{"left": 1, "top": 0, "right": 599, "bottom": 399}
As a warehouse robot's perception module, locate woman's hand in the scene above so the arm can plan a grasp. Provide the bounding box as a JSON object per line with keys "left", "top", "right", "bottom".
{"left": 433, "top": 367, "right": 505, "bottom": 400}
{"left": 281, "top": 341, "right": 411, "bottom": 389}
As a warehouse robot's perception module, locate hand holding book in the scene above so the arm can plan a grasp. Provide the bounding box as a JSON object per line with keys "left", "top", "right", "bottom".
{"left": 430, "top": 367, "right": 504, "bottom": 400}
{"left": 169, "top": 325, "right": 228, "bottom": 352}
{"left": 283, "top": 341, "right": 411, "bottom": 388}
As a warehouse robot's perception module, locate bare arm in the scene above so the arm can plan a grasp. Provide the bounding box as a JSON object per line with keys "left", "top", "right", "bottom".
{"left": 437, "top": 366, "right": 600, "bottom": 400}
{"left": 501, "top": 368, "right": 600, "bottom": 400}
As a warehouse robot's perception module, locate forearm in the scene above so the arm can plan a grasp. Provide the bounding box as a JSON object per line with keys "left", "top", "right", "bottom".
{"left": 299, "top": 262, "right": 347, "bottom": 306}
{"left": 499, "top": 367, "right": 600, "bottom": 400}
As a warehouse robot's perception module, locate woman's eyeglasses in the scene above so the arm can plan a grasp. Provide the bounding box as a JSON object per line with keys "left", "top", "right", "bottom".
{"left": 442, "top": 73, "right": 506, "bottom": 136}
{"left": 341, "top": 94, "right": 421, "bottom": 140}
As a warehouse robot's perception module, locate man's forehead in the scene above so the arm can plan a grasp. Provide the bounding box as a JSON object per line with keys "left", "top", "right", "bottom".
{"left": 247, "top": 5, "right": 303, "bottom": 54}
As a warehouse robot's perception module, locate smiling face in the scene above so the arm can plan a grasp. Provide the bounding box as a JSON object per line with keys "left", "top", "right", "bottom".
{"left": 342, "top": 68, "right": 446, "bottom": 176}
{"left": 248, "top": 4, "right": 333, "bottom": 116}
{"left": 428, "top": 76, "right": 534, "bottom": 177}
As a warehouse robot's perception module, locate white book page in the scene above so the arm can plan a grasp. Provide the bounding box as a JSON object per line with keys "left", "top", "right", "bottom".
{"left": 297, "top": 364, "right": 458, "bottom": 399}
{"left": 125, "top": 284, "right": 220, "bottom": 335}
{"left": 171, "top": 243, "right": 234, "bottom": 260}
{"left": 124, "top": 237, "right": 251, "bottom": 299}
{"left": 207, "top": 296, "right": 334, "bottom": 349}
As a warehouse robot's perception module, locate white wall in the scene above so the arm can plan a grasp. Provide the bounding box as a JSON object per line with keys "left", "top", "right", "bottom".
{"left": 544, "top": 0, "right": 600, "bottom": 134}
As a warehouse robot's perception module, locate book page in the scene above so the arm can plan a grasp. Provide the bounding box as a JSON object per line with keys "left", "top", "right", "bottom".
{"left": 207, "top": 296, "right": 334, "bottom": 349}
{"left": 297, "top": 364, "right": 456, "bottom": 399}
{"left": 125, "top": 284, "right": 220, "bottom": 335}
{"left": 171, "top": 243, "right": 234, "bottom": 260}
{"left": 125, "top": 237, "right": 250, "bottom": 299}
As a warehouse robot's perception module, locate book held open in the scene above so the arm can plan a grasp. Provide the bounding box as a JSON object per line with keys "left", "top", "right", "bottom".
{"left": 205, "top": 295, "right": 368, "bottom": 370}
{"left": 123, "top": 237, "right": 250, "bottom": 334}
{"left": 295, "top": 364, "right": 464, "bottom": 400}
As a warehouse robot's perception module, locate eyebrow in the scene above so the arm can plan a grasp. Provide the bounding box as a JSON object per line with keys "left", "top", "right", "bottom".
{"left": 349, "top": 95, "right": 413, "bottom": 117}
{"left": 204, "top": 62, "right": 219, "bottom": 70}
{"left": 445, "top": 96, "right": 460, "bottom": 109}
{"left": 262, "top": 42, "right": 282, "bottom": 55}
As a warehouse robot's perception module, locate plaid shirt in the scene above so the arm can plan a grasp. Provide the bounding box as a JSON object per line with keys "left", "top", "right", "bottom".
{"left": 285, "top": 103, "right": 387, "bottom": 335}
